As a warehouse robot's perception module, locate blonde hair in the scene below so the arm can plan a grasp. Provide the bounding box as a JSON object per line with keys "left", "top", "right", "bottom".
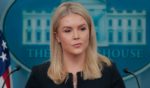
{"left": 48, "top": 2, "right": 111, "bottom": 84}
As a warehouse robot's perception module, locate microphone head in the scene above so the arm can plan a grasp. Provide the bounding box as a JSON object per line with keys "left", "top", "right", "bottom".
{"left": 15, "top": 66, "right": 21, "bottom": 71}
{"left": 123, "top": 68, "right": 129, "bottom": 73}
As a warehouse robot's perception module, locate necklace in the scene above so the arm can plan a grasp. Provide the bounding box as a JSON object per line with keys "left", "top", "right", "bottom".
{"left": 73, "top": 78, "right": 77, "bottom": 88}
{"left": 73, "top": 81, "right": 77, "bottom": 88}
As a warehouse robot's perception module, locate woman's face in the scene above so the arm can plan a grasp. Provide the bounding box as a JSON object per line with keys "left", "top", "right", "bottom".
{"left": 56, "top": 13, "right": 89, "bottom": 55}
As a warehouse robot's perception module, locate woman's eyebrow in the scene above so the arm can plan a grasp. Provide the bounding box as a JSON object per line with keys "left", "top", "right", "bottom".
{"left": 62, "top": 26, "right": 72, "bottom": 29}
{"left": 78, "top": 24, "right": 87, "bottom": 28}
{"left": 61, "top": 24, "right": 87, "bottom": 29}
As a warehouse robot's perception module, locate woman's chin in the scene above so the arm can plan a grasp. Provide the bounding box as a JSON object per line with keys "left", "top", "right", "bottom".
{"left": 70, "top": 49, "right": 84, "bottom": 55}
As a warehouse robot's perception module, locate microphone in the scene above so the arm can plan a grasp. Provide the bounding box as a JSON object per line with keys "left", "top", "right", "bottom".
{"left": 123, "top": 68, "right": 140, "bottom": 88}
{"left": 2, "top": 66, "right": 21, "bottom": 88}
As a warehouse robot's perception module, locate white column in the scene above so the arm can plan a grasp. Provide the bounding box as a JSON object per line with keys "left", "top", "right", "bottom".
{"left": 132, "top": 18, "right": 136, "bottom": 44}
{"left": 32, "top": 16, "right": 36, "bottom": 44}
{"left": 22, "top": 17, "right": 26, "bottom": 44}
{"left": 113, "top": 18, "right": 118, "bottom": 44}
{"left": 41, "top": 17, "right": 45, "bottom": 44}
{"left": 142, "top": 17, "right": 146, "bottom": 44}
{"left": 123, "top": 18, "right": 127, "bottom": 44}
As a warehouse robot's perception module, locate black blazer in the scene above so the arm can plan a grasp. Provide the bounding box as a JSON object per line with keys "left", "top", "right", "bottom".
{"left": 25, "top": 62, "right": 125, "bottom": 88}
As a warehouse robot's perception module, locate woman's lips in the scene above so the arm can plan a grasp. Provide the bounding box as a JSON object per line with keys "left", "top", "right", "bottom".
{"left": 72, "top": 43, "right": 81, "bottom": 48}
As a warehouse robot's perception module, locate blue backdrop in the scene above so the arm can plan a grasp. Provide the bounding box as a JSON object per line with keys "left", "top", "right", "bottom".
{"left": 0, "top": 0, "right": 150, "bottom": 88}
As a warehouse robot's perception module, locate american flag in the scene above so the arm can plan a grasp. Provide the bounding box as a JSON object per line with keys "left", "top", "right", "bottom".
{"left": 0, "top": 30, "right": 11, "bottom": 88}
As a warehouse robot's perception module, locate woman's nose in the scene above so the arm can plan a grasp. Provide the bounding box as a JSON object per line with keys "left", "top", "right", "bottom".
{"left": 73, "top": 30, "right": 79, "bottom": 40}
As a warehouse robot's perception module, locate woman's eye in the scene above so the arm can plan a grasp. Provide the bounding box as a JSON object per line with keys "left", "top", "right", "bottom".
{"left": 80, "top": 27, "right": 86, "bottom": 31}
{"left": 64, "top": 29, "right": 71, "bottom": 33}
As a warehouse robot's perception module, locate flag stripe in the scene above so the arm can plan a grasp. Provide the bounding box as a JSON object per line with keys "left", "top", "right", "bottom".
{"left": 2, "top": 69, "right": 10, "bottom": 88}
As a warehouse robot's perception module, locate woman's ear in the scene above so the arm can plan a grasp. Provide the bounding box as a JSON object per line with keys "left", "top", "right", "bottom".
{"left": 55, "top": 32, "right": 61, "bottom": 43}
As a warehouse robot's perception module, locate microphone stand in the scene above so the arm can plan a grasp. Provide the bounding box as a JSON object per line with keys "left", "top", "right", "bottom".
{"left": 123, "top": 68, "right": 140, "bottom": 88}
{"left": 2, "top": 66, "right": 21, "bottom": 88}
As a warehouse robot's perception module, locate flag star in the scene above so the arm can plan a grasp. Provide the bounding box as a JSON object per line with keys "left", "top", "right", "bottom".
{"left": 2, "top": 40, "right": 7, "bottom": 50}
{"left": 0, "top": 52, "right": 7, "bottom": 62}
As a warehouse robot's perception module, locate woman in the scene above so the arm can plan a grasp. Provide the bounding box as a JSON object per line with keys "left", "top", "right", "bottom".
{"left": 26, "top": 2, "right": 125, "bottom": 88}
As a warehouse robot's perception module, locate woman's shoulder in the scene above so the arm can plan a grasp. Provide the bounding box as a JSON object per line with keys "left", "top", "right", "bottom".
{"left": 102, "top": 61, "right": 117, "bottom": 71}
{"left": 26, "top": 61, "right": 54, "bottom": 88}
{"left": 101, "top": 60, "right": 122, "bottom": 79}
{"left": 31, "top": 61, "right": 50, "bottom": 74}
{"left": 28, "top": 61, "right": 52, "bottom": 82}
{"left": 101, "top": 61, "right": 125, "bottom": 88}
